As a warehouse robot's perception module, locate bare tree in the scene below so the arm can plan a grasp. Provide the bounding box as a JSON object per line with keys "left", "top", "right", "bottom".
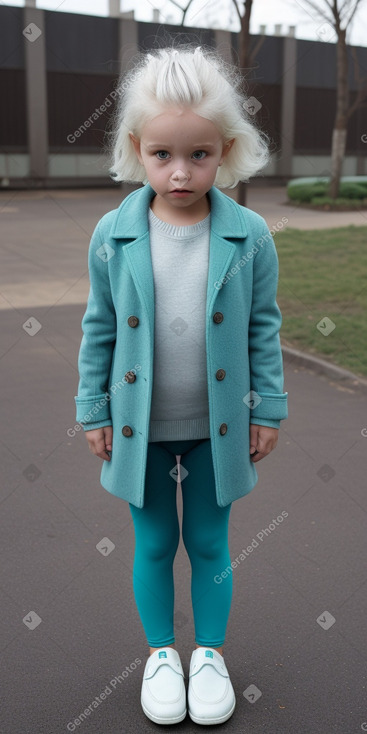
{"left": 295, "top": 0, "right": 367, "bottom": 198}
{"left": 230, "top": 0, "right": 265, "bottom": 205}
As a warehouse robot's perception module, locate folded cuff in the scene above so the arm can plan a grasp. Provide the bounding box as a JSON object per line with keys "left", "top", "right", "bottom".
{"left": 248, "top": 391, "right": 288, "bottom": 421}
{"left": 74, "top": 393, "right": 111, "bottom": 424}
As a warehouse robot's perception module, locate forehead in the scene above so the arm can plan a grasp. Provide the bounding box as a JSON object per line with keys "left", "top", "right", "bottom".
{"left": 140, "top": 108, "right": 221, "bottom": 143}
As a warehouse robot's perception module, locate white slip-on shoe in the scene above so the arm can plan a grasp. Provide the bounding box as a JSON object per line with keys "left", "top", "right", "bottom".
{"left": 141, "top": 648, "right": 187, "bottom": 725}
{"left": 188, "top": 647, "right": 236, "bottom": 725}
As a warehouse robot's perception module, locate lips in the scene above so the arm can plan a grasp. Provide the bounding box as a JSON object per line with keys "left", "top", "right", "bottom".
{"left": 171, "top": 189, "right": 192, "bottom": 192}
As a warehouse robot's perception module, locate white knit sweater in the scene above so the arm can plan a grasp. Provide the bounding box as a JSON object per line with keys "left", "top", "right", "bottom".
{"left": 147, "top": 206, "right": 211, "bottom": 442}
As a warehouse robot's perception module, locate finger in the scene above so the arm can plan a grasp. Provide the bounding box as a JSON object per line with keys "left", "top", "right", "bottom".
{"left": 104, "top": 425, "right": 113, "bottom": 450}
{"left": 95, "top": 448, "right": 111, "bottom": 461}
{"left": 249, "top": 424, "right": 259, "bottom": 443}
{"left": 88, "top": 437, "right": 108, "bottom": 457}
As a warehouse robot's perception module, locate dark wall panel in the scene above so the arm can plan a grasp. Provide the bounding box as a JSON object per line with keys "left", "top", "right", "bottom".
{"left": 45, "top": 11, "right": 119, "bottom": 74}
{"left": 295, "top": 87, "right": 335, "bottom": 150}
{"left": 0, "top": 6, "right": 25, "bottom": 70}
{"left": 245, "top": 82, "right": 282, "bottom": 150}
{"left": 250, "top": 35, "right": 283, "bottom": 84}
{"left": 47, "top": 71, "right": 118, "bottom": 150}
{"left": 296, "top": 40, "right": 337, "bottom": 89}
{"left": 295, "top": 86, "right": 367, "bottom": 152}
{"left": 296, "top": 38, "right": 367, "bottom": 91}
{"left": 0, "top": 68, "right": 27, "bottom": 148}
{"left": 345, "top": 92, "right": 367, "bottom": 152}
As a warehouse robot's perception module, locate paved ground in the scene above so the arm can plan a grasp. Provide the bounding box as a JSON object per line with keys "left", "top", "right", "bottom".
{"left": 1, "top": 186, "right": 367, "bottom": 734}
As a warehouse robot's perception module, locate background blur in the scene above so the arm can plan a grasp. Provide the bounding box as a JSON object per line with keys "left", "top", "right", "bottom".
{"left": 1, "top": 0, "right": 367, "bottom": 191}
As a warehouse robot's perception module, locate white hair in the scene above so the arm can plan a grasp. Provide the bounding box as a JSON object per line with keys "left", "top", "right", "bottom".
{"left": 105, "top": 44, "right": 271, "bottom": 189}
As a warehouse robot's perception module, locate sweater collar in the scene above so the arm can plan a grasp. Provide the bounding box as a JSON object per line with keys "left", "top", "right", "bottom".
{"left": 109, "top": 183, "right": 248, "bottom": 240}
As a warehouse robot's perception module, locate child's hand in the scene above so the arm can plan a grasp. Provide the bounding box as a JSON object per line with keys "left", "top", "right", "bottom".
{"left": 249, "top": 424, "right": 278, "bottom": 462}
{"left": 85, "top": 425, "right": 113, "bottom": 461}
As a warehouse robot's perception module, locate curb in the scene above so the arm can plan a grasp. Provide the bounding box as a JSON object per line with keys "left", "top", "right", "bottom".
{"left": 281, "top": 344, "right": 367, "bottom": 395}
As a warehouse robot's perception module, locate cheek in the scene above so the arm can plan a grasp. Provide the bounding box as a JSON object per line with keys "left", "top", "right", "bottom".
{"left": 199, "top": 159, "right": 221, "bottom": 176}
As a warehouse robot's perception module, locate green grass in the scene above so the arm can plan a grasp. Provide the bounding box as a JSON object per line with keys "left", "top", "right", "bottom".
{"left": 276, "top": 225, "right": 367, "bottom": 378}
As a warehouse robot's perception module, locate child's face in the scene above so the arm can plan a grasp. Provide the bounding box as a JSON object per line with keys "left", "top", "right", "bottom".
{"left": 129, "top": 107, "right": 234, "bottom": 218}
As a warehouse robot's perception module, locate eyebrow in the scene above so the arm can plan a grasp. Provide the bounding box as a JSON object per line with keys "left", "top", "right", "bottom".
{"left": 144, "top": 142, "right": 217, "bottom": 149}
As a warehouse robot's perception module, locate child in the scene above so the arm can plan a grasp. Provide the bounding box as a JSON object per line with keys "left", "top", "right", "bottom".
{"left": 74, "top": 45, "right": 288, "bottom": 727}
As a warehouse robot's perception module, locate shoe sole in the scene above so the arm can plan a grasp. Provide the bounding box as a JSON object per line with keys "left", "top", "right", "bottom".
{"left": 141, "top": 700, "right": 187, "bottom": 725}
{"left": 188, "top": 696, "right": 236, "bottom": 725}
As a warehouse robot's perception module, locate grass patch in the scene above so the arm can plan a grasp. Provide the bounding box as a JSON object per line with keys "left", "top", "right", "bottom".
{"left": 276, "top": 225, "right": 367, "bottom": 377}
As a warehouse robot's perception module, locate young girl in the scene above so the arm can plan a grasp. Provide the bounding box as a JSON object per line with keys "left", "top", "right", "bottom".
{"left": 74, "top": 45, "right": 288, "bottom": 727}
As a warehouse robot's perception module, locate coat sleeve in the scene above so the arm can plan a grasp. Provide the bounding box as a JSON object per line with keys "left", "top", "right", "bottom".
{"left": 247, "top": 225, "right": 288, "bottom": 429}
{"left": 74, "top": 220, "right": 117, "bottom": 432}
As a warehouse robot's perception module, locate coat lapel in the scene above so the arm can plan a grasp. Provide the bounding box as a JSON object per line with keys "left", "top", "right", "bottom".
{"left": 109, "top": 183, "right": 249, "bottom": 336}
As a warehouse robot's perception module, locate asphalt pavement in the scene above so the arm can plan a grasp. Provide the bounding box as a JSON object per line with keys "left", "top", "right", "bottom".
{"left": 1, "top": 185, "right": 367, "bottom": 734}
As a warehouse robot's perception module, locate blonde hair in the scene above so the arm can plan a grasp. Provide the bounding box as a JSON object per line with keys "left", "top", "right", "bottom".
{"left": 106, "top": 44, "right": 271, "bottom": 189}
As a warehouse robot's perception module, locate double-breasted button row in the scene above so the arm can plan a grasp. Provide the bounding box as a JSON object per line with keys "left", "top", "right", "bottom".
{"left": 123, "top": 320, "right": 137, "bottom": 437}
{"left": 122, "top": 311, "right": 227, "bottom": 439}
{"left": 214, "top": 313, "right": 226, "bottom": 433}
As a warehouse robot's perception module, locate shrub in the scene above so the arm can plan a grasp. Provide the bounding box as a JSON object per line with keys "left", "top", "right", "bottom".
{"left": 287, "top": 177, "right": 367, "bottom": 203}
{"left": 287, "top": 183, "right": 327, "bottom": 202}
{"left": 339, "top": 182, "right": 367, "bottom": 199}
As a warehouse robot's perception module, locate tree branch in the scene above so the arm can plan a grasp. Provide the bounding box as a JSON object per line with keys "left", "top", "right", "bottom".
{"left": 231, "top": 0, "right": 243, "bottom": 24}
{"left": 343, "top": 0, "right": 364, "bottom": 29}
{"left": 295, "top": 0, "right": 334, "bottom": 26}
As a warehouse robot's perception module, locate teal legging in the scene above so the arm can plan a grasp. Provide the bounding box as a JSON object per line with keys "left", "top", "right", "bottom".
{"left": 128, "top": 438, "right": 233, "bottom": 648}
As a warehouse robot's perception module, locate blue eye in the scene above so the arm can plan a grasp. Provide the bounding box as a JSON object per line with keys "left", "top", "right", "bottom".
{"left": 192, "top": 151, "right": 207, "bottom": 160}
{"left": 156, "top": 151, "right": 170, "bottom": 159}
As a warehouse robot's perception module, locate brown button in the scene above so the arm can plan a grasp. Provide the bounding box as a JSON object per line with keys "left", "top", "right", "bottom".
{"left": 125, "top": 371, "right": 136, "bottom": 383}
{"left": 216, "top": 369, "right": 226, "bottom": 381}
{"left": 219, "top": 423, "right": 227, "bottom": 435}
{"left": 213, "top": 312, "right": 224, "bottom": 324}
{"left": 122, "top": 425, "right": 133, "bottom": 437}
{"left": 128, "top": 315, "right": 139, "bottom": 327}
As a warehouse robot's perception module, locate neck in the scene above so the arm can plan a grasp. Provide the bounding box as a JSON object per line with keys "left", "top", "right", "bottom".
{"left": 150, "top": 193, "right": 210, "bottom": 226}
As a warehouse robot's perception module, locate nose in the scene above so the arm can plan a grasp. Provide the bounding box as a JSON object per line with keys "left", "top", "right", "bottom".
{"left": 169, "top": 169, "right": 190, "bottom": 189}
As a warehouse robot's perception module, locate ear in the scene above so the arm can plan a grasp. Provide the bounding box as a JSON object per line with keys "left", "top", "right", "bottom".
{"left": 129, "top": 132, "right": 143, "bottom": 164}
{"left": 218, "top": 138, "right": 235, "bottom": 166}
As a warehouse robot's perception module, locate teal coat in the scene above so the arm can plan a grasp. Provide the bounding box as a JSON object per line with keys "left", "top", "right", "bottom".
{"left": 74, "top": 183, "right": 288, "bottom": 508}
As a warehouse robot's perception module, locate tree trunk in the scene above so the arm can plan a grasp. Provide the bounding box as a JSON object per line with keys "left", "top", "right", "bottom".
{"left": 327, "top": 27, "right": 348, "bottom": 198}
{"left": 236, "top": 0, "right": 253, "bottom": 208}
{"left": 328, "top": 127, "right": 347, "bottom": 198}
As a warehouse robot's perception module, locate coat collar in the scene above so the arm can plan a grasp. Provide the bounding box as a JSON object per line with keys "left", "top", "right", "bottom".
{"left": 109, "top": 183, "right": 248, "bottom": 240}
{"left": 107, "top": 184, "right": 248, "bottom": 352}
